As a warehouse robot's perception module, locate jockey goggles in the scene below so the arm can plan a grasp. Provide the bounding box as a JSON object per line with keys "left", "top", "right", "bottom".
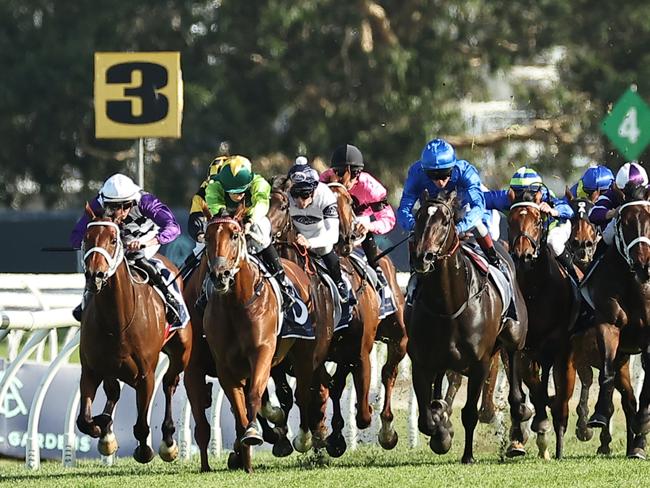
{"left": 333, "top": 166, "right": 361, "bottom": 178}
{"left": 290, "top": 186, "right": 315, "bottom": 199}
{"left": 425, "top": 168, "right": 453, "bottom": 181}
{"left": 104, "top": 200, "right": 135, "bottom": 211}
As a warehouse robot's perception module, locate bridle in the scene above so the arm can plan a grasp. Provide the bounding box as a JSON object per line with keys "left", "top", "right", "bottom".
{"left": 614, "top": 201, "right": 650, "bottom": 270}
{"left": 569, "top": 199, "right": 599, "bottom": 263}
{"left": 205, "top": 217, "right": 248, "bottom": 290}
{"left": 509, "top": 201, "right": 547, "bottom": 260}
{"left": 415, "top": 200, "right": 460, "bottom": 273}
{"left": 83, "top": 221, "right": 125, "bottom": 288}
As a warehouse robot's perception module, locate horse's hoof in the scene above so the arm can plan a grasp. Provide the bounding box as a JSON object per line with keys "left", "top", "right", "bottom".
{"left": 262, "top": 404, "right": 285, "bottom": 425}
{"left": 272, "top": 435, "right": 294, "bottom": 457}
{"left": 429, "top": 433, "right": 452, "bottom": 455}
{"left": 227, "top": 451, "right": 242, "bottom": 470}
{"left": 586, "top": 413, "right": 608, "bottom": 429}
{"left": 378, "top": 428, "right": 398, "bottom": 450}
{"left": 292, "top": 430, "right": 313, "bottom": 453}
{"left": 159, "top": 440, "right": 178, "bottom": 462}
{"left": 325, "top": 432, "right": 347, "bottom": 458}
{"left": 241, "top": 426, "right": 264, "bottom": 447}
{"left": 575, "top": 426, "right": 594, "bottom": 442}
{"left": 263, "top": 426, "right": 280, "bottom": 444}
{"left": 478, "top": 408, "right": 496, "bottom": 424}
{"left": 356, "top": 412, "right": 372, "bottom": 430}
{"left": 597, "top": 445, "right": 612, "bottom": 456}
{"left": 635, "top": 415, "right": 650, "bottom": 435}
{"left": 98, "top": 432, "right": 118, "bottom": 456}
{"left": 531, "top": 417, "right": 551, "bottom": 434}
{"left": 133, "top": 445, "right": 155, "bottom": 464}
{"left": 506, "top": 441, "right": 526, "bottom": 458}
{"left": 461, "top": 455, "right": 475, "bottom": 464}
{"left": 627, "top": 448, "right": 646, "bottom": 460}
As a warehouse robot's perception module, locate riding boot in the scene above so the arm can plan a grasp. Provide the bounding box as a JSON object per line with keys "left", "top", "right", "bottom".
{"left": 258, "top": 244, "right": 295, "bottom": 311}
{"left": 556, "top": 248, "right": 580, "bottom": 284}
{"left": 362, "top": 233, "right": 380, "bottom": 268}
{"left": 478, "top": 235, "right": 508, "bottom": 275}
{"left": 135, "top": 258, "right": 182, "bottom": 324}
{"left": 72, "top": 289, "right": 91, "bottom": 322}
{"left": 322, "top": 250, "right": 349, "bottom": 303}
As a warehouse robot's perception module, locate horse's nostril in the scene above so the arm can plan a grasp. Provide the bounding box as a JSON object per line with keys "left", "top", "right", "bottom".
{"left": 424, "top": 252, "right": 434, "bottom": 263}
{"left": 223, "top": 270, "right": 231, "bottom": 277}
{"left": 586, "top": 241, "right": 594, "bottom": 248}
{"left": 96, "top": 271, "right": 105, "bottom": 280}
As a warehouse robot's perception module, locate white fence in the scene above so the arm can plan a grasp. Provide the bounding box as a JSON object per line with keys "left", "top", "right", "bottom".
{"left": 0, "top": 273, "right": 419, "bottom": 470}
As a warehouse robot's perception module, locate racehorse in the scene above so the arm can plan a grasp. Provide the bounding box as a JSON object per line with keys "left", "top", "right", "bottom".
{"left": 200, "top": 204, "right": 332, "bottom": 472}
{"left": 408, "top": 190, "right": 530, "bottom": 463}
{"left": 582, "top": 186, "right": 650, "bottom": 459}
{"left": 76, "top": 205, "right": 192, "bottom": 463}
{"left": 565, "top": 190, "right": 600, "bottom": 274}
{"left": 507, "top": 188, "right": 579, "bottom": 459}
{"left": 324, "top": 181, "right": 409, "bottom": 457}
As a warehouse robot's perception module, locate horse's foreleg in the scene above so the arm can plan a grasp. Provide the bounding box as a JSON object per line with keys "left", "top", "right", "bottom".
{"left": 222, "top": 381, "right": 252, "bottom": 472}
{"left": 504, "top": 349, "right": 529, "bottom": 458}
{"left": 378, "top": 335, "right": 406, "bottom": 450}
{"left": 326, "top": 363, "right": 351, "bottom": 458}
{"left": 522, "top": 357, "right": 550, "bottom": 435}
{"left": 635, "top": 346, "right": 650, "bottom": 436}
{"left": 158, "top": 342, "right": 187, "bottom": 462}
{"left": 242, "top": 348, "right": 273, "bottom": 448}
{"left": 575, "top": 360, "right": 594, "bottom": 442}
{"left": 76, "top": 368, "right": 102, "bottom": 439}
{"left": 96, "top": 377, "right": 120, "bottom": 456}
{"left": 461, "top": 361, "right": 489, "bottom": 464}
{"left": 132, "top": 374, "right": 155, "bottom": 464}
{"left": 551, "top": 347, "right": 576, "bottom": 459}
{"left": 478, "top": 352, "right": 499, "bottom": 424}
{"left": 183, "top": 360, "right": 212, "bottom": 472}
{"left": 613, "top": 356, "right": 641, "bottom": 457}
{"left": 309, "top": 364, "right": 330, "bottom": 449}
{"left": 351, "top": 334, "right": 375, "bottom": 430}
{"left": 411, "top": 360, "right": 435, "bottom": 437}
{"left": 291, "top": 346, "right": 316, "bottom": 453}
{"left": 588, "top": 323, "right": 620, "bottom": 429}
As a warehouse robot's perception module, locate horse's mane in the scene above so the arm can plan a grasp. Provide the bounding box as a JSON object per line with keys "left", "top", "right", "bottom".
{"left": 271, "top": 175, "right": 292, "bottom": 193}
{"left": 422, "top": 190, "right": 465, "bottom": 224}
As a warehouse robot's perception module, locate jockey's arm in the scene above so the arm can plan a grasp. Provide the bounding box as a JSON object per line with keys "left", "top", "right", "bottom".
{"left": 589, "top": 191, "right": 617, "bottom": 226}
{"left": 456, "top": 169, "right": 487, "bottom": 235}
{"left": 247, "top": 175, "right": 271, "bottom": 223}
{"left": 139, "top": 194, "right": 181, "bottom": 245}
{"left": 308, "top": 201, "right": 340, "bottom": 249}
{"left": 483, "top": 190, "right": 510, "bottom": 212}
{"left": 359, "top": 172, "right": 396, "bottom": 234}
{"left": 188, "top": 184, "right": 208, "bottom": 241}
{"left": 396, "top": 163, "right": 422, "bottom": 232}
{"left": 205, "top": 180, "right": 227, "bottom": 216}
{"left": 549, "top": 197, "right": 573, "bottom": 220}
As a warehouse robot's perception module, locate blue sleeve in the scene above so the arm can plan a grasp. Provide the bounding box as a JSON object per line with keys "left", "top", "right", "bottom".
{"left": 483, "top": 190, "right": 511, "bottom": 212}
{"left": 551, "top": 196, "right": 574, "bottom": 221}
{"left": 397, "top": 163, "right": 422, "bottom": 232}
{"left": 456, "top": 165, "right": 486, "bottom": 234}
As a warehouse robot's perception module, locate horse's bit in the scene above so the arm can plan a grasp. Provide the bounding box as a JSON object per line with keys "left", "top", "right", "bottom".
{"left": 614, "top": 201, "right": 650, "bottom": 270}
{"left": 83, "top": 221, "right": 125, "bottom": 287}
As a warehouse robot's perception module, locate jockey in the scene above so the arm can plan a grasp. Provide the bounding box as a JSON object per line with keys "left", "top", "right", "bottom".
{"left": 589, "top": 161, "right": 649, "bottom": 258}
{"left": 204, "top": 155, "right": 294, "bottom": 308}
{"left": 484, "top": 166, "right": 577, "bottom": 281}
{"left": 320, "top": 144, "right": 396, "bottom": 269}
{"left": 70, "top": 173, "right": 182, "bottom": 324}
{"left": 397, "top": 138, "right": 506, "bottom": 273}
{"left": 188, "top": 155, "right": 228, "bottom": 243}
{"left": 567, "top": 165, "right": 614, "bottom": 200}
{"left": 287, "top": 158, "right": 349, "bottom": 303}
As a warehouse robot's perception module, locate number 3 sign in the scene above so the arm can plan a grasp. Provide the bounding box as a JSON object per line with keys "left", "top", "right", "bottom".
{"left": 94, "top": 52, "right": 183, "bottom": 139}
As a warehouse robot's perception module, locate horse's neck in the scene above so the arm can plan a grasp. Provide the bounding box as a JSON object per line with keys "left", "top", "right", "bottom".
{"left": 233, "top": 258, "right": 262, "bottom": 303}
{"left": 518, "top": 246, "right": 556, "bottom": 289}
{"left": 96, "top": 261, "right": 136, "bottom": 325}
{"left": 420, "top": 252, "right": 469, "bottom": 307}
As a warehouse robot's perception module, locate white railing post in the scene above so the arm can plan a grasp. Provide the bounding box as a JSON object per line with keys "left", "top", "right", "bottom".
{"left": 209, "top": 383, "right": 225, "bottom": 457}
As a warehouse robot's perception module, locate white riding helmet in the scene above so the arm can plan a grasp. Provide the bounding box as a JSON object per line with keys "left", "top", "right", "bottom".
{"left": 615, "top": 162, "right": 648, "bottom": 190}
{"left": 99, "top": 173, "right": 142, "bottom": 205}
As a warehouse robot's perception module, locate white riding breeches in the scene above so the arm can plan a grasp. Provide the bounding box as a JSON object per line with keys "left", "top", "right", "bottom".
{"left": 246, "top": 216, "right": 272, "bottom": 253}
{"left": 602, "top": 219, "right": 616, "bottom": 246}
{"left": 547, "top": 220, "right": 571, "bottom": 257}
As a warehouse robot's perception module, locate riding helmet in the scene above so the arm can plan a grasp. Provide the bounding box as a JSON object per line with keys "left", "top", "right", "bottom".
{"left": 420, "top": 139, "right": 456, "bottom": 170}
{"left": 217, "top": 155, "right": 254, "bottom": 193}
{"left": 615, "top": 162, "right": 648, "bottom": 190}
{"left": 580, "top": 166, "right": 614, "bottom": 191}
{"left": 331, "top": 144, "right": 364, "bottom": 169}
{"left": 509, "top": 167, "right": 543, "bottom": 190}
{"left": 99, "top": 173, "right": 142, "bottom": 205}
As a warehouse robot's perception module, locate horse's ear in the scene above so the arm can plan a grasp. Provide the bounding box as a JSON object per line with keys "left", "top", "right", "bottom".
{"left": 613, "top": 185, "right": 625, "bottom": 201}
{"left": 565, "top": 186, "right": 573, "bottom": 201}
{"left": 420, "top": 189, "right": 430, "bottom": 202}
{"left": 233, "top": 203, "right": 247, "bottom": 222}
{"left": 507, "top": 188, "right": 516, "bottom": 203}
{"left": 85, "top": 202, "right": 96, "bottom": 219}
{"left": 446, "top": 189, "right": 457, "bottom": 203}
{"left": 201, "top": 201, "right": 212, "bottom": 220}
{"left": 534, "top": 190, "right": 543, "bottom": 204}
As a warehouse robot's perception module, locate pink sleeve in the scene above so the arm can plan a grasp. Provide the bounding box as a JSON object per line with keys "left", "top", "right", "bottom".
{"left": 320, "top": 168, "right": 336, "bottom": 183}
{"left": 358, "top": 173, "right": 395, "bottom": 234}
{"left": 369, "top": 205, "right": 396, "bottom": 234}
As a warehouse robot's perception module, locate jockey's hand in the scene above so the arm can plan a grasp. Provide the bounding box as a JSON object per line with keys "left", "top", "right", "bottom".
{"left": 244, "top": 222, "right": 252, "bottom": 234}
{"left": 606, "top": 208, "right": 619, "bottom": 220}
{"left": 127, "top": 240, "right": 144, "bottom": 251}
{"left": 296, "top": 234, "right": 311, "bottom": 249}
{"left": 196, "top": 233, "right": 205, "bottom": 243}
{"left": 355, "top": 221, "right": 370, "bottom": 236}
{"left": 539, "top": 202, "right": 559, "bottom": 217}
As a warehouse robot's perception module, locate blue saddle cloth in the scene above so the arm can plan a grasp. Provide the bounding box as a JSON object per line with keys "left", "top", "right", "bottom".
{"left": 280, "top": 282, "right": 316, "bottom": 340}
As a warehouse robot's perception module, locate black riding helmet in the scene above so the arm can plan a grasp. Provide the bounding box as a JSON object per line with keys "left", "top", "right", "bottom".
{"left": 331, "top": 144, "right": 364, "bottom": 169}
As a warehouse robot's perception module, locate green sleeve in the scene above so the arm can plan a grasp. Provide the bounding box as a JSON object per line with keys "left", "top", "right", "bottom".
{"left": 248, "top": 175, "right": 271, "bottom": 223}
{"left": 205, "top": 180, "right": 226, "bottom": 216}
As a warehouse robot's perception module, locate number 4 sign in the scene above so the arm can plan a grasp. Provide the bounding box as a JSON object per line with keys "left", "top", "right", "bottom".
{"left": 94, "top": 52, "right": 183, "bottom": 139}
{"left": 601, "top": 87, "right": 650, "bottom": 161}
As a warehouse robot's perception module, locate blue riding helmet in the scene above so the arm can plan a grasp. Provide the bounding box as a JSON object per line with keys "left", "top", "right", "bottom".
{"left": 580, "top": 165, "right": 614, "bottom": 191}
{"left": 420, "top": 139, "right": 456, "bottom": 170}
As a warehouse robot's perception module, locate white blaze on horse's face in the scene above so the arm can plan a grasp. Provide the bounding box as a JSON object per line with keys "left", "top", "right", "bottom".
{"left": 427, "top": 206, "right": 438, "bottom": 217}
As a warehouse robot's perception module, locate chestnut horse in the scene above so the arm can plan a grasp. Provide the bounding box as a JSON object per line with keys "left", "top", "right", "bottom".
{"left": 507, "top": 188, "right": 579, "bottom": 459}
{"left": 409, "top": 191, "right": 530, "bottom": 463}
{"left": 565, "top": 191, "right": 600, "bottom": 274}
{"left": 200, "top": 205, "right": 332, "bottom": 472}
{"left": 582, "top": 188, "right": 650, "bottom": 459}
{"left": 77, "top": 206, "right": 192, "bottom": 463}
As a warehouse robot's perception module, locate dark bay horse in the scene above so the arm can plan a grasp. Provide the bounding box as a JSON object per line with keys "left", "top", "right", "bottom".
{"left": 565, "top": 190, "right": 600, "bottom": 274}
{"left": 409, "top": 191, "right": 530, "bottom": 463}
{"left": 327, "top": 181, "right": 408, "bottom": 457}
{"left": 77, "top": 205, "right": 192, "bottom": 463}
{"left": 582, "top": 189, "right": 650, "bottom": 459}
{"left": 507, "top": 189, "right": 579, "bottom": 459}
{"left": 200, "top": 205, "right": 332, "bottom": 472}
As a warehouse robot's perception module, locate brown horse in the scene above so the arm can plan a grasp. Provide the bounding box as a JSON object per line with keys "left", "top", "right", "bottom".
{"left": 507, "top": 189, "right": 579, "bottom": 459}
{"left": 200, "top": 205, "right": 332, "bottom": 472}
{"left": 327, "top": 182, "right": 408, "bottom": 456}
{"left": 565, "top": 191, "right": 600, "bottom": 274}
{"left": 582, "top": 189, "right": 650, "bottom": 459}
{"left": 409, "top": 191, "right": 530, "bottom": 463}
{"left": 76, "top": 205, "right": 192, "bottom": 463}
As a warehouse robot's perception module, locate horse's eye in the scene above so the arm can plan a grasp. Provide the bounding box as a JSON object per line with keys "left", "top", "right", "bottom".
{"left": 232, "top": 233, "right": 239, "bottom": 240}
{"left": 111, "top": 238, "right": 118, "bottom": 245}
{"left": 281, "top": 205, "right": 288, "bottom": 211}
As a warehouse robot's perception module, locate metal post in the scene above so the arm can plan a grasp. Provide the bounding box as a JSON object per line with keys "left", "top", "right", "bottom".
{"left": 138, "top": 138, "right": 144, "bottom": 187}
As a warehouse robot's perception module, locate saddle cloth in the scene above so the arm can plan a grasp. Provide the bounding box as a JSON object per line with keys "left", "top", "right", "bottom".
{"left": 310, "top": 257, "right": 354, "bottom": 333}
